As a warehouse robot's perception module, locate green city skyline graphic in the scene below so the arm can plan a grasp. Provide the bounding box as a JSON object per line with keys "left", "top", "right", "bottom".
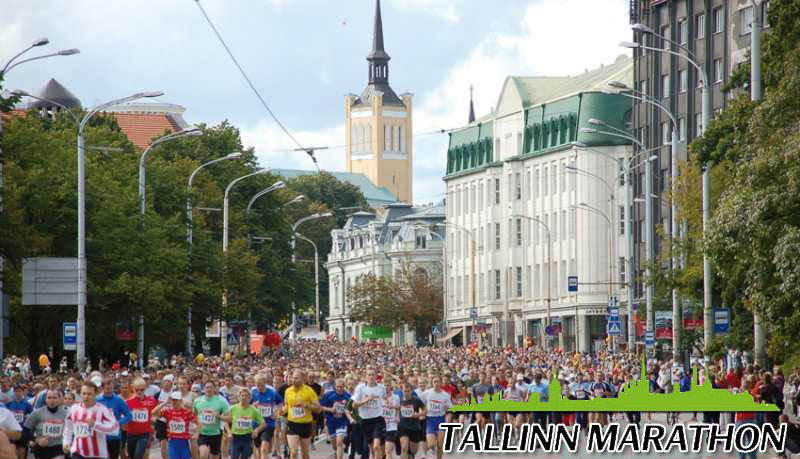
{"left": 450, "top": 360, "right": 778, "bottom": 412}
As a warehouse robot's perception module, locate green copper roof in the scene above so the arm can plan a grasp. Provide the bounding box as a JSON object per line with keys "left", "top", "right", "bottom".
{"left": 272, "top": 169, "right": 398, "bottom": 207}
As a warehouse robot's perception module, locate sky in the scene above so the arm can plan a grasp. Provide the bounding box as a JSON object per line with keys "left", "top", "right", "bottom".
{"left": 2, "top": 0, "right": 632, "bottom": 205}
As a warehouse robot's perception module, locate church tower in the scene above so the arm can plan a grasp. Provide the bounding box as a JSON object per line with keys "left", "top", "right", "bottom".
{"left": 345, "top": 0, "right": 413, "bottom": 203}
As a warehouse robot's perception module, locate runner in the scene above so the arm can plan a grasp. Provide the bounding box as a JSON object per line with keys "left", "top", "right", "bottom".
{"left": 193, "top": 380, "right": 229, "bottom": 459}
{"left": 250, "top": 374, "right": 281, "bottom": 459}
{"left": 352, "top": 368, "right": 387, "bottom": 459}
{"left": 469, "top": 373, "right": 493, "bottom": 431}
{"left": 7, "top": 385, "right": 32, "bottom": 459}
{"left": 319, "top": 378, "right": 351, "bottom": 459}
{"left": 382, "top": 376, "right": 400, "bottom": 459}
{"left": 62, "top": 381, "right": 120, "bottom": 459}
{"left": 397, "top": 382, "right": 425, "bottom": 459}
{"left": 271, "top": 373, "right": 287, "bottom": 459}
{"left": 98, "top": 378, "right": 132, "bottom": 459}
{"left": 421, "top": 375, "right": 452, "bottom": 459}
{"left": 222, "top": 388, "right": 266, "bottom": 459}
{"left": 125, "top": 378, "right": 157, "bottom": 459}
{"left": 283, "top": 369, "right": 320, "bottom": 459}
{"left": 152, "top": 391, "right": 197, "bottom": 459}
{"left": 23, "top": 389, "right": 66, "bottom": 459}
{"left": 155, "top": 374, "right": 174, "bottom": 459}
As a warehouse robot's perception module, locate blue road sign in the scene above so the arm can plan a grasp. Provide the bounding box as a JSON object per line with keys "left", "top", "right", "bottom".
{"left": 609, "top": 306, "right": 620, "bottom": 318}
{"left": 713, "top": 308, "right": 730, "bottom": 333}
{"left": 567, "top": 276, "right": 578, "bottom": 293}
{"left": 432, "top": 325, "right": 441, "bottom": 336}
{"left": 607, "top": 321, "right": 622, "bottom": 336}
{"left": 645, "top": 330, "right": 655, "bottom": 348}
{"left": 226, "top": 333, "right": 239, "bottom": 346}
{"left": 470, "top": 308, "right": 478, "bottom": 320}
{"left": 63, "top": 322, "right": 77, "bottom": 351}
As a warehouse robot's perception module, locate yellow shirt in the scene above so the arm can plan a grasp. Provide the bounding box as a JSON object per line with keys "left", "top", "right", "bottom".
{"left": 284, "top": 385, "right": 318, "bottom": 424}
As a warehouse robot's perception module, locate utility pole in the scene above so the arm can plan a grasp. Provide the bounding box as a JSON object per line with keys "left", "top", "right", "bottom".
{"left": 751, "top": 0, "right": 766, "bottom": 368}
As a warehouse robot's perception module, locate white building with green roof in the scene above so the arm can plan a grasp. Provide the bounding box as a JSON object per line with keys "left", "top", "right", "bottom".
{"left": 443, "top": 55, "right": 636, "bottom": 353}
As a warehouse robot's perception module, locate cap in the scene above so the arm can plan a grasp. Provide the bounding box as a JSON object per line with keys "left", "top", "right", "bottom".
{"left": 91, "top": 376, "right": 103, "bottom": 388}
{"left": 163, "top": 374, "right": 174, "bottom": 382}
{"left": 170, "top": 391, "right": 183, "bottom": 400}
{"left": 516, "top": 375, "right": 524, "bottom": 381}
{"left": 121, "top": 371, "right": 129, "bottom": 377}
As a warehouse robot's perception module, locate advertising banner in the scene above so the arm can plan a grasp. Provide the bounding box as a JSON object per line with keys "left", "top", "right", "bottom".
{"left": 655, "top": 310, "right": 673, "bottom": 339}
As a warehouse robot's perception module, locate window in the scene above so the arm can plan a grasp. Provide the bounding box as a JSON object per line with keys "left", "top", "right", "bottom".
{"left": 695, "top": 112, "right": 703, "bottom": 135}
{"left": 714, "top": 58, "right": 723, "bottom": 83}
{"left": 560, "top": 163, "right": 566, "bottom": 192}
{"left": 561, "top": 210, "right": 567, "bottom": 241}
{"left": 478, "top": 181, "right": 484, "bottom": 209}
{"left": 679, "top": 69, "right": 688, "bottom": 92}
{"left": 494, "top": 178, "right": 501, "bottom": 204}
{"left": 384, "top": 125, "right": 390, "bottom": 150}
{"left": 569, "top": 160, "right": 576, "bottom": 191}
{"left": 495, "top": 223, "right": 501, "bottom": 250}
{"left": 619, "top": 257, "right": 626, "bottom": 285}
{"left": 527, "top": 266, "right": 532, "bottom": 297}
{"left": 533, "top": 168, "right": 539, "bottom": 198}
{"left": 508, "top": 218, "right": 513, "bottom": 248}
{"left": 507, "top": 174, "right": 513, "bottom": 200}
{"left": 516, "top": 267, "right": 523, "bottom": 298}
{"left": 763, "top": 1, "right": 770, "bottom": 28}
{"left": 714, "top": 7, "right": 724, "bottom": 33}
{"left": 619, "top": 205, "right": 625, "bottom": 235}
{"left": 464, "top": 274, "right": 469, "bottom": 303}
{"left": 542, "top": 167, "right": 548, "bottom": 195}
{"left": 534, "top": 264, "right": 540, "bottom": 298}
{"left": 679, "top": 117, "right": 686, "bottom": 141}
{"left": 741, "top": 6, "right": 754, "bottom": 35}
{"left": 463, "top": 232, "right": 468, "bottom": 257}
{"left": 662, "top": 121, "right": 670, "bottom": 145}
{"left": 399, "top": 125, "right": 404, "bottom": 152}
{"left": 478, "top": 226, "right": 484, "bottom": 252}
{"left": 495, "top": 270, "right": 501, "bottom": 300}
{"left": 696, "top": 13, "right": 705, "bottom": 39}
{"left": 659, "top": 25, "right": 669, "bottom": 48}
{"left": 678, "top": 19, "right": 688, "bottom": 44}
{"left": 515, "top": 172, "right": 522, "bottom": 200}
{"left": 526, "top": 169, "right": 531, "bottom": 201}
{"left": 516, "top": 218, "right": 522, "bottom": 246}
{"left": 471, "top": 184, "right": 476, "bottom": 213}
{"left": 569, "top": 208, "right": 576, "bottom": 239}
{"left": 639, "top": 79, "right": 648, "bottom": 95}
{"left": 415, "top": 235, "right": 427, "bottom": 249}
{"left": 661, "top": 74, "right": 670, "bottom": 98}
{"left": 479, "top": 273, "right": 484, "bottom": 300}
{"left": 517, "top": 132, "right": 523, "bottom": 155}
{"left": 552, "top": 212, "right": 558, "bottom": 240}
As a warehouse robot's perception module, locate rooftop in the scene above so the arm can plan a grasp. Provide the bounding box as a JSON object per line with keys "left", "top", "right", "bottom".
{"left": 271, "top": 168, "right": 399, "bottom": 208}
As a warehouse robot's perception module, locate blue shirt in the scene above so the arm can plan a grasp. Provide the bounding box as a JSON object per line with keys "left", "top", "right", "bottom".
{"left": 97, "top": 393, "right": 132, "bottom": 441}
{"left": 319, "top": 391, "right": 350, "bottom": 423}
{"left": 679, "top": 375, "right": 691, "bottom": 392}
{"left": 6, "top": 399, "right": 33, "bottom": 425}
{"left": 251, "top": 388, "right": 282, "bottom": 427}
{"left": 528, "top": 381, "right": 549, "bottom": 402}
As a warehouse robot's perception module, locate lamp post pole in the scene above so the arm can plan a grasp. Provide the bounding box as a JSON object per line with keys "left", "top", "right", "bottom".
{"left": 186, "top": 153, "right": 242, "bottom": 356}
{"left": 291, "top": 213, "right": 333, "bottom": 336}
{"left": 750, "top": 0, "right": 766, "bottom": 368}
{"left": 77, "top": 91, "right": 163, "bottom": 369}
{"left": 294, "top": 233, "right": 320, "bottom": 331}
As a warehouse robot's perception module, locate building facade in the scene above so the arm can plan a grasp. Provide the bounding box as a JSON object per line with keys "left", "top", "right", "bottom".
{"left": 345, "top": 0, "right": 413, "bottom": 204}
{"left": 325, "top": 203, "right": 444, "bottom": 344}
{"left": 443, "top": 57, "right": 636, "bottom": 353}
{"left": 628, "top": 0, "right": 770, "bottom": 293}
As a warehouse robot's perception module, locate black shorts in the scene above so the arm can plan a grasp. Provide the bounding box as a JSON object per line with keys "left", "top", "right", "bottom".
{"left": 198, "top": 433, "right": 222, "bottom": 455}
{"left": 155, "top": 420, "right": 167, "bottom": 441}
{"left": 253, "top": 426, "right": 275, "bottom": 448}
{"left": 287, "top": 421, "right": 312, "bottom": 439}
{"left": 32, "top": 445, "right": 64, "bottom": 459}
{"left": 361, "top": 417, "right": 386, "bottom": 443}
{"left": 397, "top": 427, "right": 424, "bottom": 443}
{"left": 385, "top": 430, "right": 398, "bottom": 444}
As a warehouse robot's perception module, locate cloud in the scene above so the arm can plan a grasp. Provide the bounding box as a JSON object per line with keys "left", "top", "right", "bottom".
{"left": 390, "top": 0, "right": 461, "bottom": 24}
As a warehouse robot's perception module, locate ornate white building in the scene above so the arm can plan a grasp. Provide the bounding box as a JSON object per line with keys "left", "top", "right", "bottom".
{"left": 325, "top": 203, "right": 445, "bottom": 344}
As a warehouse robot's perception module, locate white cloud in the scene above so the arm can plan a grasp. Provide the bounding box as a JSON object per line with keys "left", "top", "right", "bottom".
{"left": 389, "top": 0, "right": 461, "bottom": 24}
{"left": 243, "top": 0, "right": 631, "bottom": 205}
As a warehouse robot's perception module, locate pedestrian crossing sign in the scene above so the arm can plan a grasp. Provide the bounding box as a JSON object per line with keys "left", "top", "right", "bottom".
{"left": 607, "top": 321, "right": 621, "bottom": 336}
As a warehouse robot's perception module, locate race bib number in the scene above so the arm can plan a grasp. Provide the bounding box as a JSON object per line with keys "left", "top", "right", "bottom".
{"left": 366, "top": 398, "right": 379, "bottom": 409}
{"left": 199, "top": 410, "right": 217, "bottom": 425}
{"left": 169, "top": 420, "right": 186, "bottom": 434}
{"left": 12, "top": 412, "right": 23, "bottom": 423}
{"left": 387, "top": 420, "right": 397, "bottom": 431}
{"left": 333, "top": 402, "right": 345, "bottom": 416}
{"left": 258, "top": 405, "right": 273, "bottom": 418}
{"left": 382, "top": 407, "right": 396, "bottom": 421}
{"left": 428, "top": 400, "right": 443, "bottom": 416}
{"left": 74, "top": 422, "right": 91, "bottom": 438}
{"left": 42, "top": 422, "right": 63, "bottom": 437}
{"left": 335, "top": 426, "right": 347, "bottom": 436}
{"left": 235, "top": 417, "right": 252, "bottom": 431}
{"left": 131, "top": 409, "right": 149, "bottom": 423}
{"left": 575, "top": 389, "right": 585, "bottom": 399}
{"left": 290, "top": 407, "right": 306, "bottom": 418}
{"left": 400, "top": 406, "right": 414, "bottom": 418}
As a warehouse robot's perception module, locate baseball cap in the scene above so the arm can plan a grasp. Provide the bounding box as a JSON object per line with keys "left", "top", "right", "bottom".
{"left": 170, "top": 391, "right": 182, "bottom": 400}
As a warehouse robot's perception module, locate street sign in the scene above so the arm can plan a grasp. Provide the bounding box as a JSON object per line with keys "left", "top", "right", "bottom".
{"left": 63, "top": 322, "right": 77, "bottom": 351}
{"left": 607, "top": 321, "right": 621, "bottom": 336}
{"left": 22, "top": 257, "right": 79, "bottom": 306}
{"left": 713, "top": 308, "right": 730, "bottom": 333}
{"left": 567, "top": 276, "right": 578, "bottom": 293}
{"left": 226, "top": 333, "right": 239, "bottom": 346}
{"left": 608, "top": 306, "right": 620, "bottom": 319}
{"left": 469, "top": 308, "right": 478, "bottom": 320}
{"left": 645, "top": 330, "right": 655, "bottom": 348}
{"left": 608, "top": 296, "right": 619, "bottom": 308}
{"left": 432, "top": 325, "right": 441, "bottom": 336}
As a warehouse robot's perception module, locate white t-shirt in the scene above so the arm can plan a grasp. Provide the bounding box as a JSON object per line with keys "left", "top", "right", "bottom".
{"left": 352, "top": 383, "right": 386, "bottom": 420}
{"left": 382, "top": 394, "right": 400, "bottom": 432}
{"left": 421, "top": 389, "right": 452, "bottom": 418}
{"left": 0, "top": 407, "right": 23, "bottom": 433}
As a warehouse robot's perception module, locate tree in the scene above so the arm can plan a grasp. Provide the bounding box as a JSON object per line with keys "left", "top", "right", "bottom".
{"left": 346, "top": 273, "right": 404, "bottom": 330}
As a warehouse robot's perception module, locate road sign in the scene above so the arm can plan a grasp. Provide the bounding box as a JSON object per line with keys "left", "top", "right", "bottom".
{"left": 567, "top": 276, "right": 578, "bottom": 293}
{"left": 713, "top": 308, "right": 730, "bottom": 333}
{"left": 608, "top": 306, "right": 620, "bottom": 319}
{"left": 607, "top": 321, "right": 621, "bottom": 336}
{"left": 63, "top": 322, "right": 77, "bottom": 351}
{"left": 226, "top": 333, "right": 239, "bottom": 346}
{"left": 23, "top": 258, "right": 79, "bottom": 306}
{"left": 645, "top": 330, "right": 655, "bottom": 348}
{"left": 432, "top": 325, "right": 441, "bottom": 336}
{"left": 469, "top": 308, "right": 478, "bottom": 320}
{"left": 608, "top": 296, "right": 619, "bottom": 308}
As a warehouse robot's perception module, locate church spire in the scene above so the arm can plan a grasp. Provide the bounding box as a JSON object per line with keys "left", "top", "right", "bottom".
{"left": 468, "top": 85, "right": 476, "bottom": 123}
{"left": 367, "top": 0, "right": 390, "bottom": 84}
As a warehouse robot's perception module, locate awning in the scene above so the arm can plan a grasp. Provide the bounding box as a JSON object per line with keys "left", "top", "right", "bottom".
{"left": 437, "top": 328, "right": 463, "bottom": 342}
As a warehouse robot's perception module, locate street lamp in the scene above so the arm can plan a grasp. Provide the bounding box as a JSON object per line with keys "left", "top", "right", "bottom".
{"left": 621, "top": 32, "right": 713, "bottom": 361}
{"left": 291, "top": 213, "right": 333, "bottom": 335}
{"left": 282, "top": 195, "right": 305, "bottom": 207}
{"left": 3, "top": 48, "right": 80, "bottom": 74}
{"left": 11, "top": 90, "right": 80, "bottom": 123}
{"left": 411, "top": 223, "right": 447, "bottom": 344}
{"left": 1, "top": 39, "right": 78, "bottom": 362}
{"left": 511, "top": 214, "right": 552, "bottom": 350}
{"left": 76, "top": 91, "right": 163, "bottom": 368}
{"left": 185, "top": 152, "right": 242, "bottom": 356}
{"left": 246, "top": 181, "right": 286, "bottom": 213}
{"left": 606, "top": 81, "right": 683, "bottom": 361}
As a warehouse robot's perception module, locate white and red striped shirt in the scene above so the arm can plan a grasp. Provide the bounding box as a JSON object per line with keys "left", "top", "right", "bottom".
{"left": 63, "top": 402, "right": 119, "bottom": 459}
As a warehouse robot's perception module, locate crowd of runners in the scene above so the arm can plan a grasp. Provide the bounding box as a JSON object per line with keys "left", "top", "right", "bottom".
{"left": 0, "top": 340, "right": 797, "bottom": 459}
